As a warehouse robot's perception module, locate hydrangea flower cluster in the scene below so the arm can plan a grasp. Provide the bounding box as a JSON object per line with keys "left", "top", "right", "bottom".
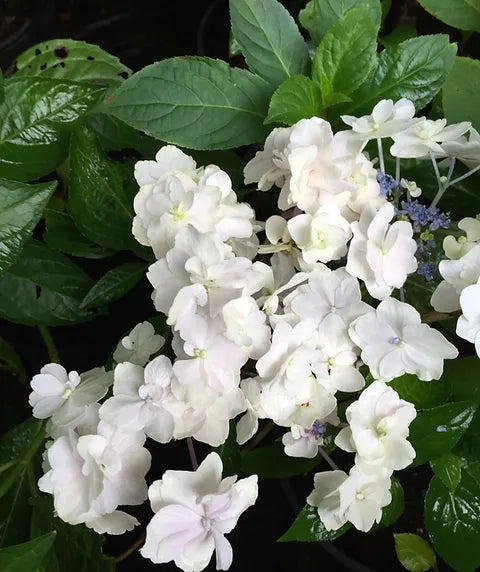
{"left": 28, "top": 98, "right": 480, "bottom": 571}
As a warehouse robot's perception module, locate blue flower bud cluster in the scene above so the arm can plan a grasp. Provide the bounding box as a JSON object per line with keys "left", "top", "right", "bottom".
{"left": 376, "top": 172, "right": 398, "bottom": 196}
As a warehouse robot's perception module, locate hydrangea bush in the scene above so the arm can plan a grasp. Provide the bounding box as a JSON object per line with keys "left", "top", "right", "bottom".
{"left": 1, "top": 1, "right": 480, "bottom": 571}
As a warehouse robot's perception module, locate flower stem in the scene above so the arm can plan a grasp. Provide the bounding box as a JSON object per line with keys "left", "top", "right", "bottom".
{"left": 242, "top": 420, "right": 275, "bottom": 452}
{"left": 114, "top": 532, "right": 146, "bottom": 563}
{"left": 395, "top": 156, "right": 401, "bottom": 183}
{"left": 429, "top": 152, "right": 445, "bottom": 208}
{"left": 445, "top": 163, "right": 480, "bottom": 189}
{"left": 186, "top": 437, "right": 199, "bottom": 470}
{"left": 377, "top": 138, "right": 385, "bottom": 173}
{"left": 38, "top": 326, "right": 59, "bottom": 363}
{"left": 318, "top": 447, "right": 339, "bottom": 470}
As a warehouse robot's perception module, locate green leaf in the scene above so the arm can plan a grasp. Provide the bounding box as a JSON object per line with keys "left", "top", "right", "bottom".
{"left": 340, "top": 35, "right": 456, "bottom": 117}
{"left": 107, "top": 56, "right": 272, "bottom": 150}
{"left": 80, "top": 262, "right": 145, "bottom": 309}
{"left": 0, "top": 178, "right": 56, "bottom": 274}
{"left": 214, "top": 421, "right": 241, "bottom": 478}
{"left": 0, "top": 418, "right": 44, "bottom": 501}
{"left": 389, "top": 373, "right": 452, "bottom": 409}
{"left": 0, "top": 239, "right": 97, "bottom": 326}
{"left": 68, "top": 126, "right": 137, "bottom": 251}
{"left": 278, "top": 504, "right": 351, "bottom": 542}
{"left": 430, "top": 452, "right": 462, "bottom": 493}
{"left": 30, "top": 497, "right": 114, "bottom": 572}
{"left": 43, "top": 209, "right": 114, "bottom": 259}
{"left": 265, "top": 75, "right": 322, "bottom": 125}
{"left": 394, "top": 533, "right": 437, "bottom": 572}
{"left": 443, "top": 355, "right": 480, "bottom": 403}
{"left": 454, "top": 410, "right": 480, "bottom": 463}
{"left": 373, "top": 477, "right": 404, "bottom": 529}
{"left": 229, "top": 0, "right": 310, "bottom": 88}
{"left": 0, "top": 338, "right": 25, "bottom": 383}
{"left": 425, "top": 464, "right": 480, "bottom": 571}
{"left": 241, "top": 441, "right": 320, "bottom": 478}
{"left": 0, "top": 532, "right": 56, "bottom": 572}
{"left": 409, "top": 401, "right": 477, "bottom": 466}
{"left": 15, "top": 39, "right": 130, "bottom": 87}
{"left": 0, "top": 78, "right": 105, "bottom": 181}
{"left": 443, "top": 57, "right": 480, "bottom": 132}
{"left": 417, "top": 0, "right": 480, "bottom": 32}
{"left": 312, "top": 5, "right": 378, "bottom": 96}
{"left": 299, "top": 0, "right": 381, "bottom": 45}
{"left": 380, "top": 25, "right": 417, "bottom": 49}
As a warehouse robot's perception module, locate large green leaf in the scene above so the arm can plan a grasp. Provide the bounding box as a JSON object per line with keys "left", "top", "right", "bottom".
{"left": 0, "top": 179, "right": 55, "bottom": 274}
{"left": 0, "top": 240, "right": 97, "bottom": 326}
{"left": 443, "top": 57, "right": 480, "bottom": 133}
{"left": 229, "top": 0, "right": 310, "bottom": 88}
{"left": 417, "top": 0, "right": 480, "bottom": 32}
{"left": 394, "top": 533, "right": 437, "bottom": 572}
{"left": 15, "top": 39, "right": 131, "bottom": 86}
{"left": 0, "top": 418, "right": 44, "bottom": 502}
{"left": 0, "top": 78, "right": 105, "bottom": 181}
{"left": 339, "top": 35, "right": 456, "bottom": 117}
{"left": 390, "top": 373, "right": 452, "bottom": 409}
{"left": 43, "top": 209, "right": 114, "bottom": 259}
{"left": 80, "top": 262, "right": 146, "bottom": 309}
{"left": 430, "top": 452, "right": 462, "bottom": 493}
{"left": 241, "top": 441, "right": 320, "bottom": 478}
{"left": 299, "top": 0, "right": 381, "bottom": 44}
{"left": 425, "top": 464, "right": 480, "bottom": 571}
{"left": 107, "top": 57, "right": 272, "bottom": 150}
{"left": 443, "top": 355, "right": 480, "bottom": 403}
{"left": 312, "top": 5, "right": 378, "bottom": 96}
{"left": 30, "top": 497, "right": 114, "bottom": 572}
{"left": 0, "top": 532, "right": 56, "bottom": 572}
{"left": 68, "top": 126, "right": 137, "bottom": 251}
{"left": 265, "top": 76, "right": 323, "bottom": 125}
{"left": 372, "top": 476, "right": 404, "bottom": 530}
{"left": 278, "top": 504, "right": 351, "bottom": 542}
{"left": 409, "top": 401, "right": 477, "bottom": 466}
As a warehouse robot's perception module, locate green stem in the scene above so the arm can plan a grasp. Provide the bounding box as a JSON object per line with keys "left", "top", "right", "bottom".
{"left": 38, "top": 326, "right": 60, "bottom": 363}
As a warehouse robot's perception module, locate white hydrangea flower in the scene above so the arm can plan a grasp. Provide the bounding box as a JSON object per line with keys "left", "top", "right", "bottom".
{"left": 341, "top": 99, "right": 417, "bottom": 141}
{"left": 174, "top": 314, "right": 248, "bottom": 391}
{"left": 344, "top": 153, "right": 386, "bottom": 219}
{"left": 336, "top": 380, "right": 416, "bottom": 470}
{"left": 307, "top": 466, "right": 392, "bottom": 532}
{"left": 456, "top": 279, "right": 480, "bottom": 357}
{"left": 282, "top": 421, "right": 326, "bottom": 459}
{"left": 222, "top": 296, "right": 270, "bottom": 359}
{"left": 346, "top": 202, "right": 417, "bottom": 300}
{"left": 287, "top": 205, "right": 352, "bottom": 264}
{"left": 431, "top": 243, "right": 480, "bottom": 312}
{"left": 29, "top": 364, "right": 112, "bottom": 429}
{"left": 390, "top": 118, "right": 471, "bottom": 159}
{"left": 441, "top": 127, "right": 480, "bottom": 168}
{"left": 443, "top": 217, "right": 480, "bottom": 260}
{"left": 281, "top": 267, "right": 372, "bottom": 329}
{"left": 99, "top": 356, "right": 177, "bottom": 443}
{"left": 244, "top": 126, "right": 292, "bottom": 192}
{"left": 113, "top": 321, "right": 164, "bottom": 366}
{"left": 134, "top": 145, "right": 199, "bottom": 187}
{"left": 236, "top": 378, "right": 266, "bottom": 445}
{"left": 313, "top": 314, "right": 365, "bottom": 393}
{"left": 141, "top": 452, "right": 258, "bottom": 572}
{"left": 349, "top": 297, "right": 458, "bottom": 381}
{"left": 38, "top": 425, "right": 150, "bottom": 534}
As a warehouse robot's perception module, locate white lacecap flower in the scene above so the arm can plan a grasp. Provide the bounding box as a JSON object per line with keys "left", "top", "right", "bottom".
{"left": 236, "top": 378, "right": 266, "bottom": 445}
{"left": 282, "top": 421, "right": 326, "bottom": 459}
{"left": 287, "top": 204, "right": 352, "bottom": 264}
{"left": 335, "top": 380, "right": 416, "bottom": 470}
{"left": 456, "top": 278, "right": 480, "bottom": 357}
{"left": 431, "top": 243, "right": 480, "bottom": 312}
{"left": 346, "top": 202, "right": 417, "bottom": 300}
{"left": 390, "top": 118, "right": 471, "bottom": 159}
{"left": 29, "top": 364, "right": 112, "bottom": 429}
{"left": 400, "top": 178, "right": 422, "bottom": 198}
{"left": 38, "top": 424, "right": 150, "bottom": 534}
{"left": 141, "top": 452, "right": 258, "bottom": 571}
{"left": 349, "top": 297, "right": 458, "bottom": 382}
{"left": 113, "top": 321, "right": 164, "bottom": 366}
{"left": 441, "top": 127, "right": 480, "bottom": 169}
{"left": 99, "top": 356, "right": 177, "bottom": 443}
{"left": 341, "top": 98, "right": 417, "bottom": 141}
{"left": 443, "top": 217, "right": 480, "bottom": 260}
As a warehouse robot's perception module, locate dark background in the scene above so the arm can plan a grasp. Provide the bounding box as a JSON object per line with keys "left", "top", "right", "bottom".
{"left": 0, "top": 1, "right": 464, "bottom": 570}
